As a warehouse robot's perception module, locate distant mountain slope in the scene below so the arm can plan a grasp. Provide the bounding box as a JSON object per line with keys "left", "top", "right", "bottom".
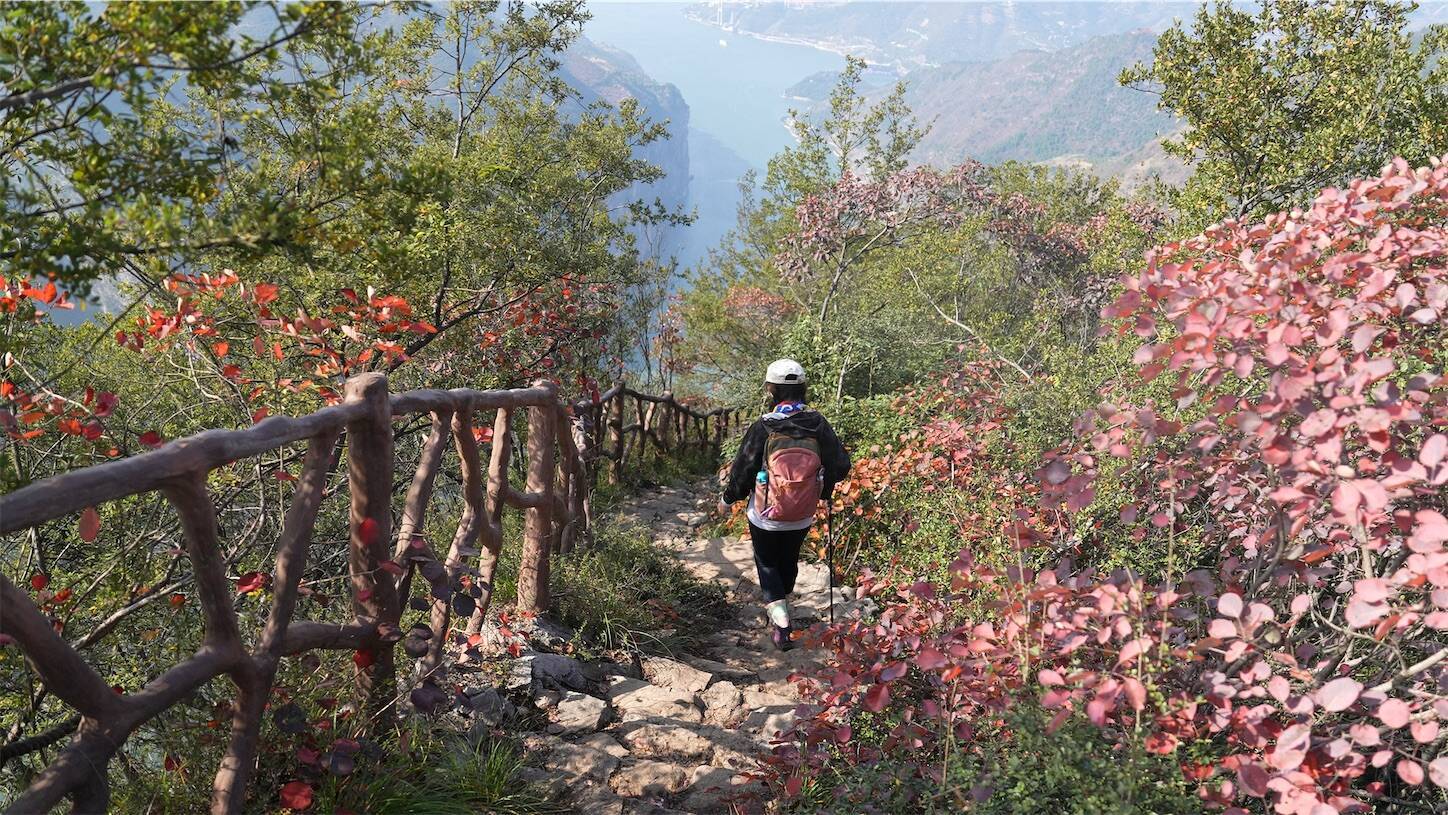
{"left": 785, "top": 31, "right": 1185, "bottom": 185}
{"left": 687, "top": 1, "right": 1194, "bottom": 68}
{"left": 899, "top": 32, "right": 1178, "bottom": 169}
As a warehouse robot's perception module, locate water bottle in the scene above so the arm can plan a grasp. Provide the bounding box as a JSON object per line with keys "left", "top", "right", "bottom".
{"left": 756, "top": 470, "right": 768, "bottom": 487}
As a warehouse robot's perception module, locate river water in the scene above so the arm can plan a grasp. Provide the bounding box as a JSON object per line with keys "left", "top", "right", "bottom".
{"left": 585, "top": 2, "right": 845, "bottom": 172}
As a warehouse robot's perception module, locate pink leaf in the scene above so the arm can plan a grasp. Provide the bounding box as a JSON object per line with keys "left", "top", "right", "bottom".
{"left": 1317, "top": 676, "right": 1363, "bottom": 712}
{"left": 1123, "top": 677, "right": 1147, "bottom": 712}
{"left": 1422, "top": 434, "right": 1447, "bottom": 467}
{"left": 1428, "top": 757, "right": 1448, "bottom": 788}
{"left": 1217, "top": 592, "right": 1243, "bottom": 618}
{"left": 1269, "top": 724, "right": 1311, "bottom": 771}
{"left": 1397, "top": 759, "right": 1425, "bottom": 786}
{"left": 1377, "top": 698, "right": 1411, "bottom": 728}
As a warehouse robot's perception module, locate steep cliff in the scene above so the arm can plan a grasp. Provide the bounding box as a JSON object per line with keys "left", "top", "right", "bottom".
{"left": 559, "top": 37, "right": 692, "bottom": 258}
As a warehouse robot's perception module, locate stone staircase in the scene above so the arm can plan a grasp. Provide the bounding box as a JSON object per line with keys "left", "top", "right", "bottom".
{"left": 505, "top": 484, "right": 860, "bottom": 814}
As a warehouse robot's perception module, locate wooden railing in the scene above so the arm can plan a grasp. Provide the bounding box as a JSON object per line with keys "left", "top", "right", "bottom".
{"left": 0, "top": 374, "right": 745, "bottom": 815}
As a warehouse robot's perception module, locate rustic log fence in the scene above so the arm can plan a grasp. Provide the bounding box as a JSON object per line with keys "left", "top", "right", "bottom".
{"left": 0, "top": 375, "right": 745, "bottom": 814}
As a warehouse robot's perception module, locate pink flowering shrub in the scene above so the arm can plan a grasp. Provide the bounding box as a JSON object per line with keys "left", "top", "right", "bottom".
{"left": 771, "top": 157, "right": 1448, "bottom": 813}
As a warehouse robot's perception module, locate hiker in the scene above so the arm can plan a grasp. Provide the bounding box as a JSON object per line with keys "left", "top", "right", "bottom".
{"left": 718, "top": 359, "right": 850, "bottom": 651}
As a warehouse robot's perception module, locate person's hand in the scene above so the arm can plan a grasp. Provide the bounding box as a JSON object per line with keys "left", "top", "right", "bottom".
{"left": 716, "top": 499, "right": 730, "bottom": 514}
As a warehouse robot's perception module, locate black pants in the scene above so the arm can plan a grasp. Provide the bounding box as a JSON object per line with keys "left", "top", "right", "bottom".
{"left": 748, "top": 522, "right": 809, "bottom": 603}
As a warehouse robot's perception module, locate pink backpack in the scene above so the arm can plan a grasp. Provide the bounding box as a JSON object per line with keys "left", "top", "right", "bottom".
{"left": 755, "top": 431, "right": 824, "bottom": 522}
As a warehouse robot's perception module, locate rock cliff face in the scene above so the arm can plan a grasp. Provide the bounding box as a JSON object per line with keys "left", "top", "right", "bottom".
{"left": 558, "top": 37, "right": 691, "bottom": 259}
{"left": 785, "top": 31, "right": 1187, "bottom": 187}
{"left": 893, "top": 32, "right": 1180, "bottom": 174}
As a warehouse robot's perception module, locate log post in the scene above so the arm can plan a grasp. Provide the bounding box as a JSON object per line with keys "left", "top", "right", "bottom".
{"left": 555, "top": 411, "right": 583, "bottom": 553}
{"left": 606, "top": 384, "right": 624, "bottom": 484}
{"left": 638, "top": 396, "right": 652, "bottom": 463}
{"left": 467, "top": 407, "right": 512, "bottom": 636}
{"left": 343, "top": 373, "right": 399, "bottom": 726}
{"left": 516, "top": 383, "right": 556, "bottom": 614}
{"left": 571, "top": 415, "right": 595, "bottom": 548}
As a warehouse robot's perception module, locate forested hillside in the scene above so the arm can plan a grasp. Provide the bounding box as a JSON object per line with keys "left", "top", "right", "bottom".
{"left": 2, "top": 1, "right": 1448, "bottom": 814}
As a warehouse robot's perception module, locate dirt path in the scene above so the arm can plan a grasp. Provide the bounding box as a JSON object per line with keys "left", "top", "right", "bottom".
{"left": 510, "top": 483, "right": 857, "bottom": 814}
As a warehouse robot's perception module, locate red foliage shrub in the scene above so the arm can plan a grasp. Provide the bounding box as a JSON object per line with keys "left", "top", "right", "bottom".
{"left": 773, "top": 157, "right": 1448, "bottom": 813}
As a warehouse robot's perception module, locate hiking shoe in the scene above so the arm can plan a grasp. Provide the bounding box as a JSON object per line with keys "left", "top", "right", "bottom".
{"left": 771, "top": 625, "right": 794, "bottom": 652}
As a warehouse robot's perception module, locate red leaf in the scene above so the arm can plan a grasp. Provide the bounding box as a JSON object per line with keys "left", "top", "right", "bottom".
{"left": 1237, "top": 760, "right": 1269, "bottom": 797}
{"left": 236, "top": 571, "right": 267, "bottom": 595}
{"left": 138, "top": 430, "right": 164, "bottom": 449}
{"left": 378, "top": 560, "right": 405, "bottom": 576}
{"left": 861, "top": 682, "right": 890, "bottom": 713}
{"left": 357, "top": 517, "right": 380, "bottom": 546}
{"left": 278, "top": 780, "right": 313, "bottom": 810}
{"left": 78, "top": 507, "right": 100, "bottom": 542}
{"left": 352, "top": 649, "right": 375, "bottom": 669}
{"left": 29, "top": 573, "right": 48, "bottom": 591}
{"left": 913, "top": 646, "right": 947, "bottom": 670}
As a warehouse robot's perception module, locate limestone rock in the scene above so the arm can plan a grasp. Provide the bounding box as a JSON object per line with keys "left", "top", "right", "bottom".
{"left": 606, "top": 676, "right": 702, "bottom": 723}
{"left": 616, "top": 720, "right": 713, "bottom": 761}
{"left": 569, "top": 781, "right": 626, "bottom": 815}
{"left": 532, "top": 653, "right": 591, "bottom": 691}
{"left": 641, "top": 655, "right": 713, "bottom": 693}
{"left": 699, "top": 680, "right": 743, "bottom": 727}
{"left": 516, "top": 766, "right": 569, "bottom": 801}
{"left": 464, "top": 686, "right": 516, "bottom": 727}
{"left": 578, "top": 731, "right": 630, "bottom": 759}
{"left": 542, "top": 741, "right": 620, "bottom": 782}
{"left": 609, "top": 759, "right": 690, "bottom": 797}
{"left": 683, "top": 656, "right": 757, "bottom": 684}
{"left": 553, "top": 690, "right": 609, "bottom": 735}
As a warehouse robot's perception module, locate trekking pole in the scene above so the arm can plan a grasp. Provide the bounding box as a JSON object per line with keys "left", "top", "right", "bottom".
{"left": 826, "top": 503, "right": 835, "bottom": 626}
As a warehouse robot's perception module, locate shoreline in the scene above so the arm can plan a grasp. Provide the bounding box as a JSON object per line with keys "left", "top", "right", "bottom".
{"left": 682, "top": 7, "right": 921, "bottom": 71}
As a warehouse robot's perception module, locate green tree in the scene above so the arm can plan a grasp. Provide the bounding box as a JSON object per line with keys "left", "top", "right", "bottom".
{"left": 1121, "top": 0, "right": 1448, "bottom": 223}
{"left": 0, "top": 1, "right": 372, "bottom": 293}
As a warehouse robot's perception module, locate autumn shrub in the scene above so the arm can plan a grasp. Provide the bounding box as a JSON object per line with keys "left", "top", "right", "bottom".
{"left": 770, "top": 157, "right": 1448, "bottom": 814}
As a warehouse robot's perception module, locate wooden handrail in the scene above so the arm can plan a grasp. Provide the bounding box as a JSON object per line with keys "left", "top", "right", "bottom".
{"left": 0, "top": 375, "right": 744, "bottom": 815}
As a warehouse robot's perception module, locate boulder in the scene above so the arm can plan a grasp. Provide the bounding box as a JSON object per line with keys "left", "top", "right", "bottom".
{"left": 569, "top": 781, "right": 626, "bottom": 815}
{"left": 464, "top": 686, "right": 515, "bottom": 727}
{"left": 542, "top": 741, "right": 620, "bottom": 782}
{"left": 683, "top": 656, "right": 757, "bottom": 684}
{"left": 516, "top": 766, "right": 569, "bottom": 801}
{"left": 606, "top": 676, "right": 701, "bottom": 724}
{"left": 699, "top": 680, "right": 743, "bottom": 727}
{"left": 532, "top": 653, "right": 591, "bottom": 691}
{"left": 641, "top": 656, "right": 714, "bottom": 693}
{"left": 609, "top": 759, "right": 690, "bottom": 797}
{"left": 553, "top": 691, "right": 609, "bottom": 735}
{"left": 578, "top": 731, "right": 630, "bottom": 759}
{"left": 616, "top": 720, "right": 713, "bottom": 761}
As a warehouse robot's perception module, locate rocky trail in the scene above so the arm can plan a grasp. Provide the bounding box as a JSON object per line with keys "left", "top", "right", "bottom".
{"left": 473, "top": 483, "right": 859, "bottom": 814}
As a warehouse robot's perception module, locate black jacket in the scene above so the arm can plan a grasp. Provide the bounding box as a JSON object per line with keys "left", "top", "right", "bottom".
{"left": 723, "top": 409, "right": 851, "bottom": 504}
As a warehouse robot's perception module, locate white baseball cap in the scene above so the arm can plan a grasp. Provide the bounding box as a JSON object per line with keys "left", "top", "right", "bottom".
{"left": 765, "top": 358, "right": 806, "bottom": 385}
